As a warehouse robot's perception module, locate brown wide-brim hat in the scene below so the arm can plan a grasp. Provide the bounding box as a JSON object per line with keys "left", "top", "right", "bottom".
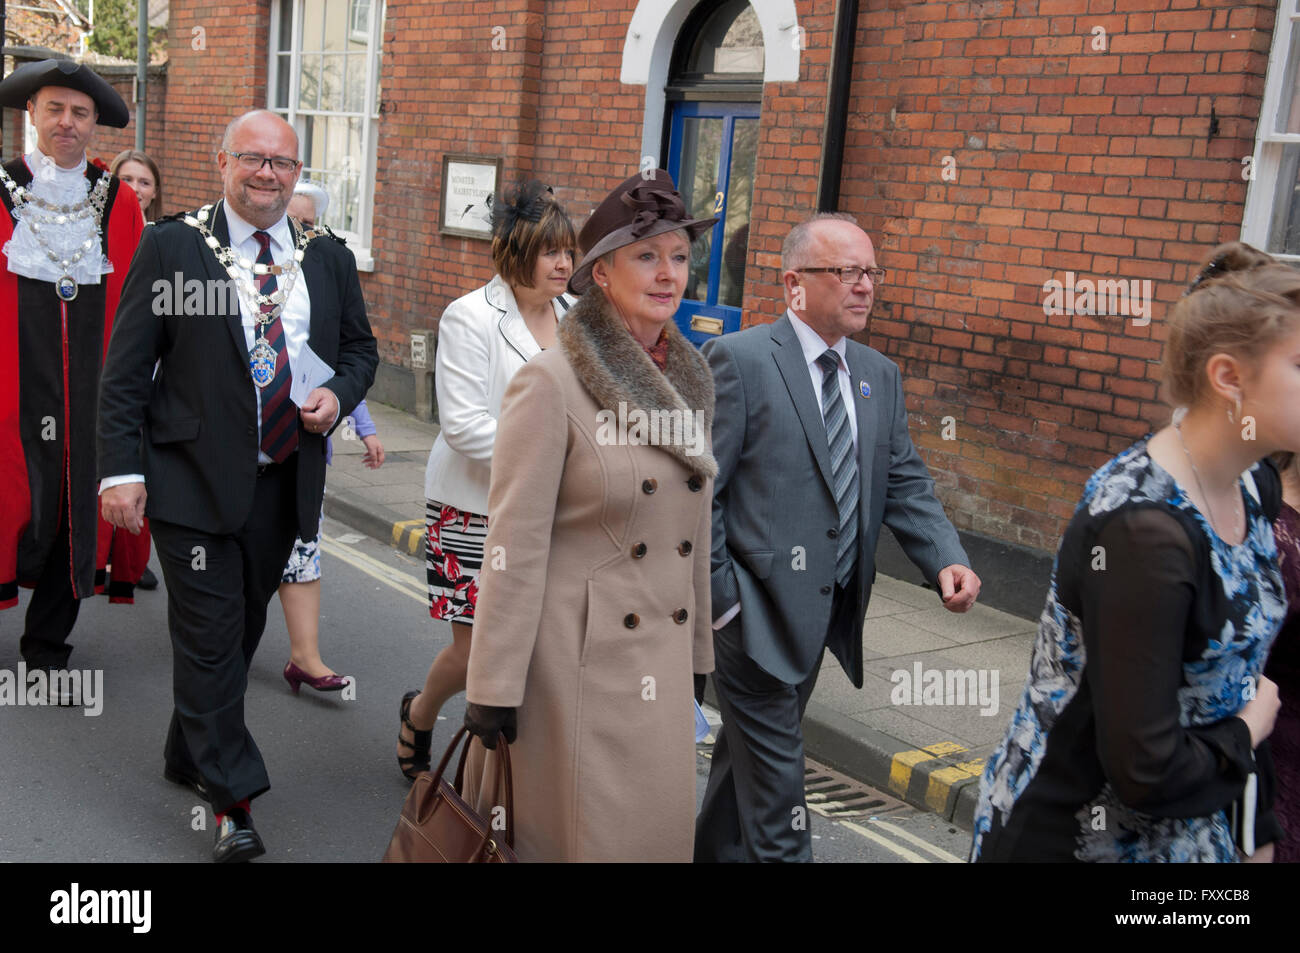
{"left": 568, "top": 169, "right": 719, "bottom": 295}
{"left": 0, "top": 58, "right": 130, "bottom": 128}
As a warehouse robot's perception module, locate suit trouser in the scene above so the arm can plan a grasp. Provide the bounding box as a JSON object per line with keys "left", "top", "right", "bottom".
{"left": 151, "top": 454, "right": 299, "bottom": 814}
{"left": 695, "top": 577, "right": 859, "bottom": 863}
{"left": 19, "top": 499, "right": 82, "bottom": 669}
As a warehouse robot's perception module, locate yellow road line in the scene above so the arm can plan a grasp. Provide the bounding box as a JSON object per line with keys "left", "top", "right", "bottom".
{"left": 321, "top": 535, "right": 425, "bottom": 605}
{"left": 833, "top": 816, "right": 932, "bottom": 863}
{"left": 867, "top": 818, "right": 965, "bottom": 863}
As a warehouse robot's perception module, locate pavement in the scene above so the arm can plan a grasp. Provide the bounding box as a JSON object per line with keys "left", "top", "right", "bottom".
{"left": 327, "top": 401, "right": 1042, "bottom": 832}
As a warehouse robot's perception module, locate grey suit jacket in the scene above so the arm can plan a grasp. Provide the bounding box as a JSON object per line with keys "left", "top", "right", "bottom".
{"left": 703, "top": 313, "right": 969, "bottom": 687}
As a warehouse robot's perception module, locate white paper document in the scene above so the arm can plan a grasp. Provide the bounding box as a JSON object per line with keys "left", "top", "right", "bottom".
{"left": 289, "top": 342, "right": 336, "bottom": 407}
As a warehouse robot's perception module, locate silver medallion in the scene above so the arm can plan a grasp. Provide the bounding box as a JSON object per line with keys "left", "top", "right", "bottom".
{"left": 55, "top": 275, "right": 78, "bottom": 301}
{"left": 249, "top": 338, "right": 278, "bottom": 388}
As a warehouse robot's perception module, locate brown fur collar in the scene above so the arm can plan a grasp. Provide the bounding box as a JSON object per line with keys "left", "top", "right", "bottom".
{"left": 559, "top": 287, "right": 718, "bottom": 479}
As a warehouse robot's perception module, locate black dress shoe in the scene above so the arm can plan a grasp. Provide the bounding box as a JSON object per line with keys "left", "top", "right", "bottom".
{"left": 163, "top": 763, "right": 210, "bottom": 802}
{"left": 26, "top": 666, "right": 77, "bottom": 706}
{"left": 213, "top": 807, "right": 264, "bottom": 863}
{"left": 138, "top": 567, "right": 159, "bottom": 590}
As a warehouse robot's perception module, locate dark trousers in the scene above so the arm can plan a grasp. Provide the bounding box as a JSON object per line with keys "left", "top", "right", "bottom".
{"left": 19, "top": 502, "right": 81, "bottom": 669}
{"left": 151, "top": 455, "right": 298, "bottom": 814}
{"left": 695, "top": 574, "right": 860, "bottom": 863}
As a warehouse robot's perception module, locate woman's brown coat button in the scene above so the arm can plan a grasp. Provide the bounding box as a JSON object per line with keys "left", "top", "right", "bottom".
{"left": 624, "top": 613, "right": 639, "bottom": 628}
{"left": 642, "top": 479, "right": 657, "bottom": 494}
{"left": 672, "top": 608, "right": 688, "bottom": 624}
{"left": 632, "top": 542, "right": 647, "bottom": 558}
{"left": 677, "top": 540, "right": 692, "bottom": 556}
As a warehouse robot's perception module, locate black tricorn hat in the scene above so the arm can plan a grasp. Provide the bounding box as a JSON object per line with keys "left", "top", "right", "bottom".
{"left": 0, "top": 59, "right": 130, "bottom": 128}
{"left": 568, "top": 169, "right": 718, "bottom": 295}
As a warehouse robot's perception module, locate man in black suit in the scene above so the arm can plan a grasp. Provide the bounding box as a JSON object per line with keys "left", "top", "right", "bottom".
{"left": 98, "top": 110, "right": 377, "bottom": 862}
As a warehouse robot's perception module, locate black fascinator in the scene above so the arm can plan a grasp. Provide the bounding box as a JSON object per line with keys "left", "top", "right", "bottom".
{"left": 491, "top": 180, "right": 554, "bottom": 242}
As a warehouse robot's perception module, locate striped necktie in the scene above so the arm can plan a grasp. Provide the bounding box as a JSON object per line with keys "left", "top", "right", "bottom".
{"left": 816, "top": 349, "right": 858, "bottom": 587}
{"left": 252, "top": 230, "right": 298, "bottom": 463}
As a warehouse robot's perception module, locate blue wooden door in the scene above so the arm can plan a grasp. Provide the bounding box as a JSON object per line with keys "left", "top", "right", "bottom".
{"left": 667, "top": 101, "right": 760, "bottom": 346}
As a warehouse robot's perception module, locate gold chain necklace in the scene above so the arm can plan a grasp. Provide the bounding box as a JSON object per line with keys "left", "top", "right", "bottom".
{"left": 182, "top": 202, "right": 322, "bottom": 388}
{"left": 0, "top": 163, "right": 110, "bottom": 301}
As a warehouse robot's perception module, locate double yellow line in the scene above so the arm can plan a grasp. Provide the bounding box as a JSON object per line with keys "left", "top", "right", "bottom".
{"left": 320, "top": 531, "right": 425, "bottom": 605}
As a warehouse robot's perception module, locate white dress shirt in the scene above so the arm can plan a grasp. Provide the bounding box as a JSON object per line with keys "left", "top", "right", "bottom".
{"left": 100, "top": 202, "right": 319, "bottom": 491}
{"left": 713, "top": 309, "right": 860, "bottom": 630}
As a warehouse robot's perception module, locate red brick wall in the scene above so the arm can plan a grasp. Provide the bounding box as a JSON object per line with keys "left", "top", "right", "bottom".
{"left": 141, "top": 0, "right": 1281, "bottom": 552}
{"left": 826, "top": 0, "right": 1274, "bottom": 550}
{"left": 90, "top": 71, "right": 169, "bottom": 186}
{"left": 158, "top": 1, "right": 272, "bottom": 212}
{"left": 740, "top": 1, "right": 838, "bottom": 328}
{"left": 367, "top": 0, "right": 551, "bottom": 366}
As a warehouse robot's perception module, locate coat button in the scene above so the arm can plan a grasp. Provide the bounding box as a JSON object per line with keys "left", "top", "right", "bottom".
{"left": 624, "top": 613, "right": 639, "bottom": 629}
{"left": 820, "top": 585, "right": 832, "bottom": 595}
{"left": 642, "top": 479, "right": 657, "bottom": 494}
{"left": 673, "top": 608, "right": 688, "bottom": 624}
{"left": 247, "top": 425, "right": 256, "bottom": 436}
{"left": 678, "top": 540, "right": 692, "bottom": 556}
{"left": 827, "top": 528, "right": 838, "bottom": 539}
{"left": 687, "top": 475, "right": 703, "bottom": 492}
{"left": 632, "top": 542, "right": 647, "bottom": 558}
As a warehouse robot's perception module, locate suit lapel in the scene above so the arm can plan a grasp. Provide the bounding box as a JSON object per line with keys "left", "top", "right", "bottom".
{"left": 301, "top": 223, "right": 326, "bottom": 351}
{"left": 487, "top": 277, "right": 540, "bottom": 363}
{"left": 846, "top": 342, "right": 880, "bottom": 542}
{"left": 847, "top": 343, "right": 879, "bottom": 466}
{"left": 203, "top": 202, "right": 253, "bottom": 364}
{"left": 770, "top": 315, "right": 835, "bottom": 497}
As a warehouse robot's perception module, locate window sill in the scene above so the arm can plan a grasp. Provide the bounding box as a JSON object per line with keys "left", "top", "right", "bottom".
{"left": 350, "top": 246, "right": 375, "bottom": 272}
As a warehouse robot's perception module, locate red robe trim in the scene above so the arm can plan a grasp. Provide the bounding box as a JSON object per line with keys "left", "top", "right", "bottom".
{"left": 0, "top": 157, "right": 144, "bottom": 609}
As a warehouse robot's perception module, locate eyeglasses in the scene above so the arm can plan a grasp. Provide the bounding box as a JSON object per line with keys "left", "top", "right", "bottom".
{"left": 797, "top": 266, "right": 886, "bottom": 285}
{"left": 223, "top": 151, "right": 301, "bottom": 175}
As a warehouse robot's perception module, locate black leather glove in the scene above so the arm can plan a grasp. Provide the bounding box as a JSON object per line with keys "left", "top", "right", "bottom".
{"left": 464, "top": 702, "right": 517, "bottom": 749}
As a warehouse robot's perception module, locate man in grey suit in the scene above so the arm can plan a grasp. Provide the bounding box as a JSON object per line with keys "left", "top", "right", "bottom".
{"left": 695, "top": 213, "right": 981, "bottom": 862}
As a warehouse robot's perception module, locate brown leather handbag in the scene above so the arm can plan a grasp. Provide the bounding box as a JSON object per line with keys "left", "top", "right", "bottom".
{"left": 381, "top": 727, "right": 517, "bottom": 863}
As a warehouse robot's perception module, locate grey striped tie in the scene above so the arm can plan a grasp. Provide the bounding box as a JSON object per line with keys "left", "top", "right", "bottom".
{"left": 816, "top": 350, "right": 859, "bottom": 588}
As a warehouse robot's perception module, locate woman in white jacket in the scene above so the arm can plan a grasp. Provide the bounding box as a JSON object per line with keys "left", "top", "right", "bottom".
{"left": 397, "top": 182, "right": 576, "bottom": 778}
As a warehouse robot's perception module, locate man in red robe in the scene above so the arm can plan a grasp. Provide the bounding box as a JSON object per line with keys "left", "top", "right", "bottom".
{"left": 0, "top": 60, "right": 145, "bottom": 677}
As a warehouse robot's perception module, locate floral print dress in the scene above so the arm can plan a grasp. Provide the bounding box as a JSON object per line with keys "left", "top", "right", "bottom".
{"left": 971, "top": 438, "right": 1286, "bottom": 862}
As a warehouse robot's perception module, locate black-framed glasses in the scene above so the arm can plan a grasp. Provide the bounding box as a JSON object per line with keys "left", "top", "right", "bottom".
{"left": 797, "top": 266, "right": 886, "bottom": 285}
{"left": 223, "top": 150, "right": 301, "bottom": 174}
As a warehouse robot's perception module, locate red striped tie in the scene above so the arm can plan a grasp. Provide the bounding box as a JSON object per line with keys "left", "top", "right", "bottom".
{"left": 252, "top": 230, "right": 298, "bottom": 463}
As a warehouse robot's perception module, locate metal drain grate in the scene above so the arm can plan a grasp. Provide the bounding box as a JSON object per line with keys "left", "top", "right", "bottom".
{"left": 803, "top": 760, "right": 910, "bottom": 818}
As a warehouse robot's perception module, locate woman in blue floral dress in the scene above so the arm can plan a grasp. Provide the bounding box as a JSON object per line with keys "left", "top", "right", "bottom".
{"left": 972, "top": 243, "right": 1300, "bottom": 862}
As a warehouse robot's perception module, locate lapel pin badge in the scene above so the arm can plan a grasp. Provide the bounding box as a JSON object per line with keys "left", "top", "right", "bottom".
{"left": 859, "top": 380, "right": 871, "bottom": 398}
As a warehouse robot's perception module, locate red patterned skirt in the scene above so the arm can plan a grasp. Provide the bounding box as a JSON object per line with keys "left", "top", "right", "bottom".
{"left": 425, "top": 499, "right": 488, "bottom": 622}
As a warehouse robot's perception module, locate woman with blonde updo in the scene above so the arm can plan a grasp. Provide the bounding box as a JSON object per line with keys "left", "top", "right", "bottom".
{"left": 972, "top": 242, "right": 1300, "bottom": 862}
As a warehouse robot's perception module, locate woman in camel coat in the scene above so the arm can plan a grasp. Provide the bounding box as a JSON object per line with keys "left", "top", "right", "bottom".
{"left": 461, "top": 170, "right": 718, "bottom": 861}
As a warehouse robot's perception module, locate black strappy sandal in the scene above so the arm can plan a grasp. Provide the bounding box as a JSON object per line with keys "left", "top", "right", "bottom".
{"left": 397, "top": 690, "right": 433, "bottom": 781}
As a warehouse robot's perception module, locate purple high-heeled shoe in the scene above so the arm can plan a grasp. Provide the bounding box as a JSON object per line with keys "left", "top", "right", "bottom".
{"left": 283, "top": 660, "right": 350, "bottom": 695}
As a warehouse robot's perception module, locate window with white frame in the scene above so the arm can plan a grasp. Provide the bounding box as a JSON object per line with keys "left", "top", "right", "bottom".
{"left": 1244, "top": 0, "right": 1300, "bottom": 260}
{"left": 270, "top": 0, "right": 384, "bottom": 268}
